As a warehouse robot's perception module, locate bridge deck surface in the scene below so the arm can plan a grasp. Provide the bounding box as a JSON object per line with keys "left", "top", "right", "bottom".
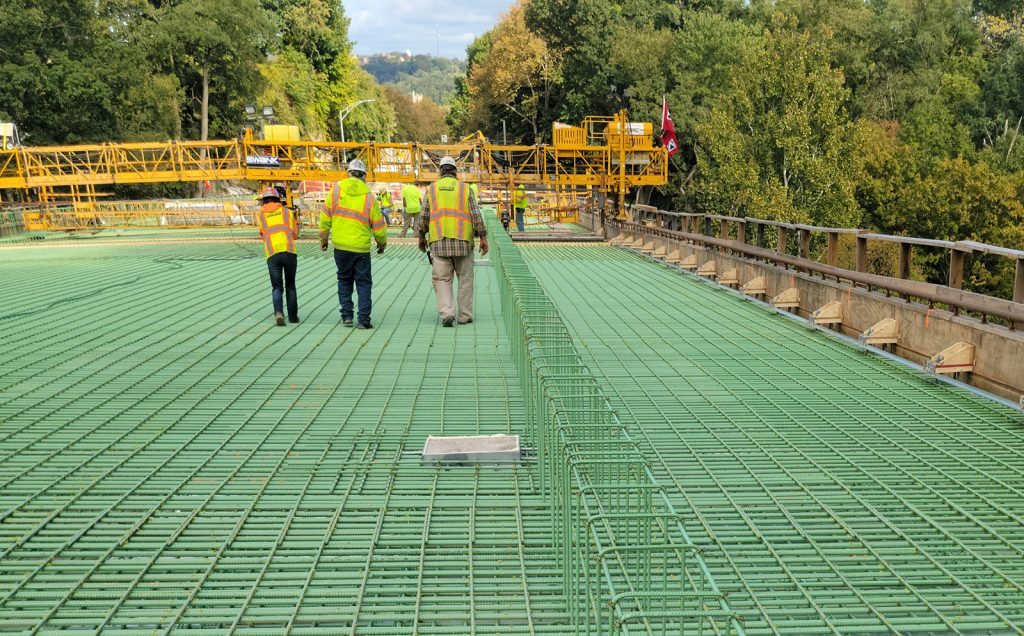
{"left": 0, "top": 232, "right": 1022, "bottom": 635}
{"left": 522, "top": 243, "right": 1024, "bottom": 635}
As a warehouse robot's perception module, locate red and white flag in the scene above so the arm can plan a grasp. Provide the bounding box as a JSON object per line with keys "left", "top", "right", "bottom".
{"left": 661, "top": 96, "right": 679, "bottom": 156}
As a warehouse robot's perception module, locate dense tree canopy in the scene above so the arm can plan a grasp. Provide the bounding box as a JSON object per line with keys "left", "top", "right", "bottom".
{"left": 452, "top": 0, "right": 1024, "bottom": 295}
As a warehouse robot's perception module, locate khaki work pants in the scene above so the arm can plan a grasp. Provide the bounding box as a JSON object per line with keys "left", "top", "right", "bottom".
{"left": 431, "top": 253, "right": 474, "bottom": 322}
{"left": 400, "top": 212, "right": 417, "bottom": 238}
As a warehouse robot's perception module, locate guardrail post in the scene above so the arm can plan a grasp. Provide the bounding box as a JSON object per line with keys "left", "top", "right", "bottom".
{"left": 756, "top": 223, "right": 766, "bottom": 249}
{"left": 777, "top": 226, "right": 787, "bottom": 255}
{"left": 737, "top": 220, "right": 747, "bottom": 245}
{"left": 898, "top": 242, "right": 912, "bottom": 280}
{"left": 720, "top": 218, "right": 729, "bottom": 242}
{"left": 703, "top": 215, "right": 712, "bottom": 237}
{"left": 856, "top": 234, "right": 868, "bottom": 274}
{"left": 1015, "top": 258, "right": 1024, "bottom": 330}
{"left": 948, "top": 248, "right": 966, "bottom": 290}
{"left": 827, "top": 231, "right": 839, "bottom": 267}
{"left": 799, "top": 228, "right": 812, "bottom": 260}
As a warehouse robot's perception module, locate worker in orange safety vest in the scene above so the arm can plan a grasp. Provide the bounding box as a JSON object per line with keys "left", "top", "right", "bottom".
{"left": 257, "top": 186, "right": 300, "bottom": 326}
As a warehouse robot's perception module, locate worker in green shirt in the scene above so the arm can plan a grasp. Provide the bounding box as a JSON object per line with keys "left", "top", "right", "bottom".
{"left": 513, "top": 184, "right": 528, "bottom": 231}
{"left": 400, "top": 183, "right": 422, "bottom": 238}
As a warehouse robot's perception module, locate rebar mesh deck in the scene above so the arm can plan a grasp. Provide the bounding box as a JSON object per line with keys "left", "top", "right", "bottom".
{"left": 0, "top": 240, "right": 566, "bottom": 634}
{"left": 521, "top": 243, "right": 1024, "bottom": 635}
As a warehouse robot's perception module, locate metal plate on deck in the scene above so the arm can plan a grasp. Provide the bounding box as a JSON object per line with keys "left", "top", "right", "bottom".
{"left": 422, "top": 434, "right": 521, "bottom": 463}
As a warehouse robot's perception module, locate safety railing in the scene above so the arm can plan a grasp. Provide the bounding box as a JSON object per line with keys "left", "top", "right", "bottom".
{"left": 488, "top": 213, "right": 743, "bottom": 635}
{"left": 624, "top": 206, "right": 1024, "bottom": 327}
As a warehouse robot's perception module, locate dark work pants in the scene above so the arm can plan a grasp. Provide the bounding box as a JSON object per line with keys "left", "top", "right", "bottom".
{"left": 333, "top": 249, "right": 372, "bottom": 324}
{"left": 267, "top": 252, "right": 298, "bottom": 320}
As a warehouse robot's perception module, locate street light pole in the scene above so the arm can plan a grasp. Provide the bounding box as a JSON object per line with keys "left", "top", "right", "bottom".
{"left": 338, "top": 99, "right": 376, "bottom": 164}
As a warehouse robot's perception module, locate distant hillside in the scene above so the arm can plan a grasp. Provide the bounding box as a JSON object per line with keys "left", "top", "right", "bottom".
{"left": 360, "top": 53, "right": 464, "bottom": 105}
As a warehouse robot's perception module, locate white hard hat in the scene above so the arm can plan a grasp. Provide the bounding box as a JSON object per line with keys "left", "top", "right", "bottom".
{"left": 347, "top": 159, "right": 367, "bottom": 174}
{"left": 439, "top": 156, "right": 457, "bottom": 169}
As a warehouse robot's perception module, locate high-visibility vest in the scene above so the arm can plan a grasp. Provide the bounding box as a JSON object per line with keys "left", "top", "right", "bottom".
{"left": 469, "top": 183, "right": 479, "bottom": 199}
{"left": 402, "top": 184, "right": 422, "bottom": 214}
{"left": 319, "top": 178, "right": 387, "bottom": 253}
{"left": 514, "top": 187, "right": 528, "bottom": 209}
{"left": 427, "top": 177, "right": 473, "bottom": 243}
{"left": 257, "top": 202, "right": 296, "bottom": 258}
{"left": 379, "top": 190, "right": 392, "bottom": 208}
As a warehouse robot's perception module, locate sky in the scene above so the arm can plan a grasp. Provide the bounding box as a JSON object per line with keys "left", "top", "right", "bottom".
{"left": 345, "top": 0, "right": 516, "bottom": 59}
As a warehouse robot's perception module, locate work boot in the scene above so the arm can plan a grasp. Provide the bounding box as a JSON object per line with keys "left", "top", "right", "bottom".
{"left": 342, "top": 318, "right": 353, "bottom": 327}
{"left": 275, "top": 312, "right": 286, "bottom": 326}
{"left": 356, "top": 322, "right": 373, "bottom": 330}
{"left": 458, "top": 317, "right": 473, "bottom": 325}
{"left": 289, "top": 316, "right": 300, "bottom": 324}
{"left": 442, "top": 316, "right": 455, "bottom": 328}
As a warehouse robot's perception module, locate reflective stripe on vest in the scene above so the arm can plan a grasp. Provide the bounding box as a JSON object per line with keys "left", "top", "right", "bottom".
{"left": 325, "top": 185, "right": 384, "bottom": 231}
{"left": 427, "top": 178, "right": 472, "bottom": 243}
{"left": 258, "top": 203, "right": 295, "bottom": 256}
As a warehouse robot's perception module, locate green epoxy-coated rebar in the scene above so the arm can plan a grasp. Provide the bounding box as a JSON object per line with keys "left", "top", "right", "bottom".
{"left": 0, "top": 239, "right": 567, "bottom": 634}
{"left": 520, "top": 243, "right": 1024, "bottom": 636}
{"left": 488, "top": 218, "right": 742, "bottom": 635}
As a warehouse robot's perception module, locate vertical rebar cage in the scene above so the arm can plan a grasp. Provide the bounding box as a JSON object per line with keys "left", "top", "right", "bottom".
{"left": 487, "top": 213, "right": 744, "bottom": 635}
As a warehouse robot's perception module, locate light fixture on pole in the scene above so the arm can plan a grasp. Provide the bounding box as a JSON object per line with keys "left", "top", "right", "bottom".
{"left": 338, "top": 99, "right": 376, "bottom": 163}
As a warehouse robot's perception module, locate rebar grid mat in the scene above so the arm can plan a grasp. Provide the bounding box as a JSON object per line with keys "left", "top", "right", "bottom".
{"left": 488, "top": 216, "right": 742, "bottom": 635}
{"left": 0, "top": 242, "right": 570, "bottom": 634}
{"left": 520, "top": 243, "right": 1024, "bottom": 635}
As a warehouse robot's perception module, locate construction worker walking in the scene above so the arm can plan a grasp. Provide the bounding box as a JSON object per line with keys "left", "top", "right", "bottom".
{"left": 320, "top": 159, "right": 387, "bottom": 329}
{"left": 513, "top": 184, "right": 528, "bottom": 231}
{"left": 400, "top": 183, "right": 421, "bottom": 238}
{"left": 257, "top": 187, "right": 300, "bottom": 326}
{"left": 416, "top": 156, "right": 489, "bottom": 327}
{"left": 377, "top": 187, "right": 393, "bottom": 226}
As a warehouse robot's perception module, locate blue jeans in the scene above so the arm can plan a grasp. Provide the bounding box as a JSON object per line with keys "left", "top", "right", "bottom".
{"left": 267, "top": 252, "right": 298, "bottom": 320}
{"left": 515, "top": 209, "right": 525, "bottom": 231}
{"left": 381, "top": 207, "right": 392, "bottom": 226}
{"left": 334, "top": 249, "right": 372, "bottom": 324}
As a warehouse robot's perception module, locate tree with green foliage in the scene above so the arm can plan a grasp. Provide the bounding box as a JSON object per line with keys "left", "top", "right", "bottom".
{"left": 697, "top": 16, "right": 861, "bottom": 226}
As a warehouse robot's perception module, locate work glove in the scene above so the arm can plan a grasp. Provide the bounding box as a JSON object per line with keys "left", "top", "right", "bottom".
{"left": 377, "top": 244, "right": 386, "bottom": 255}
{"left": 320, "top": 240, "right": 328, "bottom": 252}
{"left": 418, "top": 237, "right": 427, "bottom": 253}
{"left": 479, "top": 237, "right": 489, "bottom": 256}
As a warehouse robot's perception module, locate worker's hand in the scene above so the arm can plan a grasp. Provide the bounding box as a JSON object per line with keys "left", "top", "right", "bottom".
{"left": 320, "top": 240, "right": 328, "bottom": 252}
{"left": 377, "top": 244, "right": 386, "bottom": 255}
{"left": 418, "top": 237, "right": 427, "bottom": 253}
{"left": 479, "top": 237, "right": 489, "bottom": 256}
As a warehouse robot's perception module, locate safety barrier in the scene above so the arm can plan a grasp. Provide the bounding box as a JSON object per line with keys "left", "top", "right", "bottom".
{"left": 488, "top": 215, "right": 744, "bottom": 635}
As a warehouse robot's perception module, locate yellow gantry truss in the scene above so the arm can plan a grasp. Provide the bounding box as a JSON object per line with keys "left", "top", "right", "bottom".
{"left": 0, "top": 113, "right": 667, "bottom": 209}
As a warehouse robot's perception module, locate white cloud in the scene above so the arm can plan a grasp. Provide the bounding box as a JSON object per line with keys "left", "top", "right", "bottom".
{"left": 344, "top": 0, "right": 515, "bottom": 58}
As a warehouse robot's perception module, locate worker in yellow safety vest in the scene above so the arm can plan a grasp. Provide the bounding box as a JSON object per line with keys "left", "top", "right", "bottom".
{"left": 513, "top": 184, "right": 528, "bottom": 232}
{"left": 257, "top": 187, "right": 300, "bottom": 326}
{"left": 377, "top": 188, "right": 393, "bottom": 226}
{"left": 319, "top": 159, "right": 387, "bottom": 329}
{"left": 416, "top": 156, "right": 489, "bottom": 327}
{"left": 400, "top": 183, "right": 422, "bottom": 238}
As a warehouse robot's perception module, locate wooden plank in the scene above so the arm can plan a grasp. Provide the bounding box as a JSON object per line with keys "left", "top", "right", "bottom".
{"left": 827, "top": 232, "right": 839, "bottom": 267}
{"left": 811, "top": 300, "right": 843, "bottom": 325}
{"left": 720, "top": 268, "right": 739, "bottom": 286}
{"left": 926, "top": 342, "right": 975, "bottom": 375}
{"left": 771, "top": 287, "right": 800, "bottom": 309}
{"left": 949, "top": 249, "right": 966, "bottom": 290}
{"left": 742, "top": 276, "right": 767, "bottom": 295}
{"left": 860, "top": 318, "right": 899, "bottom": 346}
{"left": 697, "top": 260, "right": 717, "bottom": 277}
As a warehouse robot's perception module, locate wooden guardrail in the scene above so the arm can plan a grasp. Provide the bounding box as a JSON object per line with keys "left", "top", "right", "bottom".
{"left": 623, "top": 206, "right": 1024, "bottom": 328}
